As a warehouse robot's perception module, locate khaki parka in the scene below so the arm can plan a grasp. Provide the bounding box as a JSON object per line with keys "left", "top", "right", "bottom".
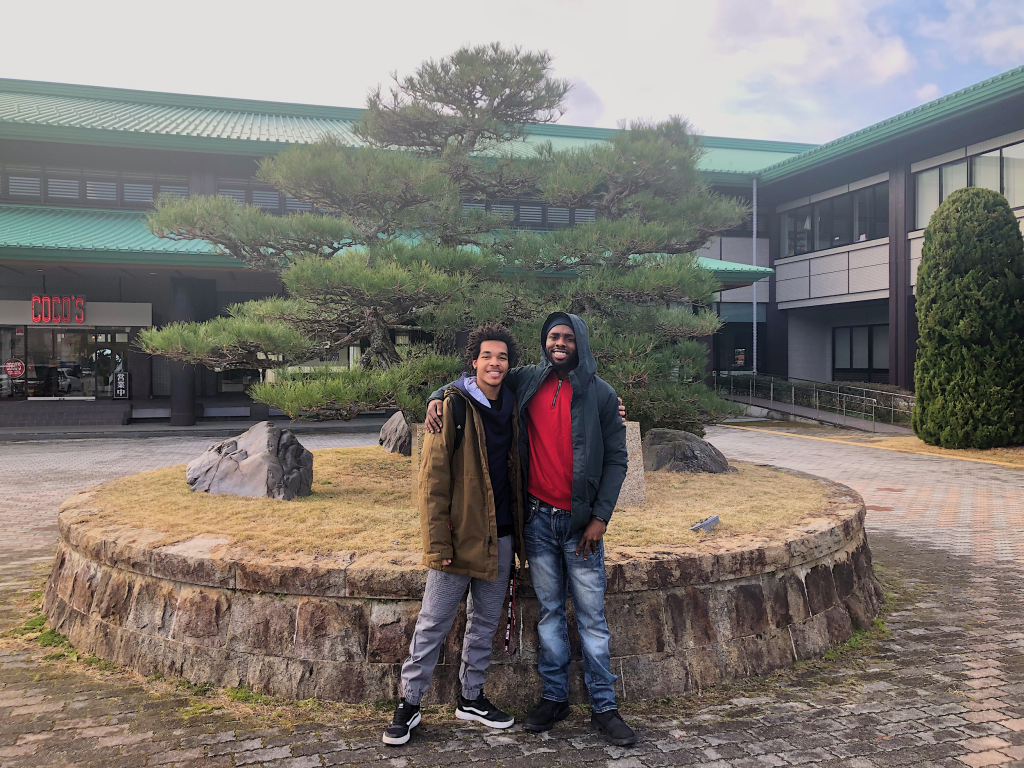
{"left": 418, "top": 386, "right": 525, "bottom": 580}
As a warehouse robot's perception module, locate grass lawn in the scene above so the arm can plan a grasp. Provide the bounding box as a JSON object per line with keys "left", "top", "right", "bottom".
{"left": 80, "top": 446, "right": 834, "bottom": 555}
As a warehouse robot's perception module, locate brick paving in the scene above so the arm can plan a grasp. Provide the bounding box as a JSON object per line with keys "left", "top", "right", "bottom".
{"left": 1, "top": 427, "right": 1024, "bottom": 767}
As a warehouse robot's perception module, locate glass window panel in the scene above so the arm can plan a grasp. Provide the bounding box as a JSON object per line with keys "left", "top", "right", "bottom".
{"left": 831, "top": 193, "right": 853, "bottom": 248}
{"left": 873, "top": 183, "right": 889, "bottom": 239}
{"left": 853, "top": 188, "right": 872, "bottom": 242}
{"left": 915, "top": 168, "right": 940, "bottom": 229}
{"left": 941, "top": 160, "right": 967, "bottom": 201}
{"left": 834, "top": 327, "right": 851, "bottom": 369}
{"left": 814, "top": 200, "right": 832, "bottom": 251}
{"left": 972, "top": 150, "right": 1000, "bottom": 192}
{"left": 780, "top": 211, "right": 794, "bottom": 257}
{"left": 872, "top": 325, "right": 889, "bottom": 370}
{"left": 851, "top": 326, "right": 870, "bottom": 369}
{"left": 794, "top": 205, "right": 813, "bottom": 255}
{"left": 1004, "top": 142, "right": 1024, "bottom": 208}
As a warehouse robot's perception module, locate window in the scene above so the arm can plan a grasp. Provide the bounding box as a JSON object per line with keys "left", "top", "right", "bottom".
{"left": 252, "top": 188, "right": 282, "bottom": 212}
{"left": 915, "top": 168, "right": 940, "bottom": 229}
{"left": 914, "top": 140, "right": 1024, "bottom": 229}
{"left": 941, "top": 161, "right": 967, "bottom": 201}
{"left": 833, "top": 324, "right": 889, "bottom": 383}
{"left": 780, "top": 182, "right": 888, "bottom": 257}
{"left": 972, "top": 151, "right": 1000, "bottom": 192}
{"left": 85, "top": 178, "right": 118, "bottom": 202}
{"left": 1005, "top": 143, "right": 1024, "bottom": 208}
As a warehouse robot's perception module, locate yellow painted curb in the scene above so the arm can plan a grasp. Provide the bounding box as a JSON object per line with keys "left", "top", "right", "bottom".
{"left": 717, "top": 424, "right": 1024, "bottom": 470}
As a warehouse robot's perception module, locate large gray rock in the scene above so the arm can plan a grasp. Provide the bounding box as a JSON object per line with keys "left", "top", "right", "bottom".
{"left": 186, "top": 421, "right": 313, "bottom": 500}
{"left": 642, "top": 428, "right": 734, "bottom": 474}
{"left": 379, "top": 412, "right": 412, "bottom": 456}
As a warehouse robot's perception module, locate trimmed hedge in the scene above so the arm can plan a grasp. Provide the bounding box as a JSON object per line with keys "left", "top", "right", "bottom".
{"left": 912, "top": 187, "right": 1024, "bottom": 448}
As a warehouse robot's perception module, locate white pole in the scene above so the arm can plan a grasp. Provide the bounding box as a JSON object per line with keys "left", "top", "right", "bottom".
{"left": 752, "top": 177, "right": 758, "bottom": 375}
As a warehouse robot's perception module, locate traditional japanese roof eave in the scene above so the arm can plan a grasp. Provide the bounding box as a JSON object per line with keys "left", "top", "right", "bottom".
{"left": 757, "top": 64, "right": 1024, "bottom": 184}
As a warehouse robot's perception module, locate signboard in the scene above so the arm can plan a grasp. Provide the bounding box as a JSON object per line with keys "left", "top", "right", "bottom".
{"left": 113, "top": 371, "right": 130, "bottom": 399}
{"left": 733, "top": 348, "right": 746, "bottom": 367}
{"left": 31, "top": 295, "right": 85, "bottom": 324}
{"left": 3, "top": 359, "right": 25, "bottom": 378}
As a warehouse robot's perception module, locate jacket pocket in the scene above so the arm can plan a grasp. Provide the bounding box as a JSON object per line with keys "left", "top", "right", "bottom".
{"left": 587, "top": 476, "right": 600, "bottom": 505}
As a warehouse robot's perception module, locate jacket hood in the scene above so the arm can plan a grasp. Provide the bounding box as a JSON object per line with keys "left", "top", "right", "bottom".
{"left": 453, "top": 373, "right": 508, "bottom": 408}
{"left": 540, "top": 311, "right": 596, "bottom": 389}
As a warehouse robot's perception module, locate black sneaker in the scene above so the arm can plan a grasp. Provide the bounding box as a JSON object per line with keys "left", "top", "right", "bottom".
{"left": 456, "top": 691, "right": 514, "bottom": 729}
{"left": 382, "top": 698, "right": 421, "bottom": 746}
{"left": 591, "top": 709, "right": 637, "bottom": 746}
{"left": 523, "top": 698, "right": 571, "bottom": 732}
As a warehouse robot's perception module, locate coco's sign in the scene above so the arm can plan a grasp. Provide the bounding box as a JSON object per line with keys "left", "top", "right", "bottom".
{"left": 31, "top": 295, "right": 86, "bottom": 324}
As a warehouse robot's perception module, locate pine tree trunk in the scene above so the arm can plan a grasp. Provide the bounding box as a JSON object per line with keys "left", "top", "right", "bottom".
{"left": 359, "top": 308, "right": 402, "bottom": 369}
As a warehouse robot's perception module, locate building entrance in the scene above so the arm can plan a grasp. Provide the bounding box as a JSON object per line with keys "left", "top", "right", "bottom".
{"left": 3, "top": 328, "right": 130, "bottom": 399}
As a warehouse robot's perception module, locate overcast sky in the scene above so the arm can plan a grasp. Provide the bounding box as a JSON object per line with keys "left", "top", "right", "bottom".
{"left": 3, "top": 0, "right": 1022, "bottom": 144}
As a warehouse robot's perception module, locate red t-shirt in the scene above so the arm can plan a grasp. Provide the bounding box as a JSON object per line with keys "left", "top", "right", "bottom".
{"left": 525, "top": 372, "right": 573, "bottom": 509}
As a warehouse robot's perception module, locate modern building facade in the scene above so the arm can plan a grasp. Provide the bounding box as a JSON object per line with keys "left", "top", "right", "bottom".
{"left": 0, "top": 65, "right": 1020, "bottom": 426}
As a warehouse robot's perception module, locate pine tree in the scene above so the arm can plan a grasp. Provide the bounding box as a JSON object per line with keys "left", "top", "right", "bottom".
{"left": 140, "top": 43, "right": 746, "bottom": 433}
{"left": 911, "top": 187, "right": 1024, "bottom": 448}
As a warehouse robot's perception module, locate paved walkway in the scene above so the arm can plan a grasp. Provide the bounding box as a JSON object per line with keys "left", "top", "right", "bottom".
{"left": 706, "top": 426, "right": 1024, "bottom": 566}
{"left": 1, "top": 426, "right": 1024, "bottom": 767}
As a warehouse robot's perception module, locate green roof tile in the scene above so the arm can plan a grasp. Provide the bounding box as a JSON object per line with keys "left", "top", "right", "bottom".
{"left": 0, "top": 205, "right": 235, "bottom": 266}
{"left": 0, "top": 204, "right": 771, "bottom": 284}
{"left": 0, "top": 79, "right": 812, "bottom": 174}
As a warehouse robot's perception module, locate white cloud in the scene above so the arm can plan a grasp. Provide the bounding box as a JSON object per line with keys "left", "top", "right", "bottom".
{"left": 0, "top": 0, "right": 1010, "bottom": 145}
{"left": 915, "top": 83, "right": 943, "bottom": 102}
{"left": 919, "top": 0, "right": 1024, "bottom": 66}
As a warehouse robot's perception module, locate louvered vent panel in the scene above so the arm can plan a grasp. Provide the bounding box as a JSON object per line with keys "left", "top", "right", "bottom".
{"left": 123, "top": 183, "right": 155, "bottom": 203}
{"left": 462, "top": 201, "right": 486, "bottom": 212}
{"left": 159, "top": 184, "right": 189, "bottom": 199}
{"left": 252, "top": 189, "right": 281, "bottom": 210}
{"left": 547, "top": 207, "right": 570, "bottom": 224}
{"left": 86, "top": 181, "right": 118, "bottom": 201}
{"left": 8, "top": 176, "right": 41, "bottom": 197}
{"left": 519, "top": 205, "right": 542, "bottom": 223}
{"left": 47, "top": 178, "right": 80, "bottom": 199}
{"left": 575, "top": 209, "right": 596, "bottom": 224}
{"left": 218, "top": 188, "right": 246, "bottom": 204}
{"left": 491, "top": 203, "right": 514, "bottom": 220}
{"left": 285, "top": 196, "right": 313, "bottom": 212}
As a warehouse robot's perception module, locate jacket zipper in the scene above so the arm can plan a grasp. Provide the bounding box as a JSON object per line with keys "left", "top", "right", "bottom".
{"left": 551, "top": 379, "right": 563, "bottom": 406}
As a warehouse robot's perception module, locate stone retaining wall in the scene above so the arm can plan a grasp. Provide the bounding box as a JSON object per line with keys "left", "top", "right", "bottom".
{"left": 43, "top": 478, "right": 883, "bottom": 706}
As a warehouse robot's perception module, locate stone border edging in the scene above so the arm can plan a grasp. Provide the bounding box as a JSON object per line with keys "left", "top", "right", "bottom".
{"left": 43, "top": 470, "right": 884, "bottom": 705}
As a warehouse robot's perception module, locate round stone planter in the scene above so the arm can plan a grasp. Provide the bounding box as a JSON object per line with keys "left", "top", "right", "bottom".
{"left": 43, "top": 474, "right": 883, "bottom": 706}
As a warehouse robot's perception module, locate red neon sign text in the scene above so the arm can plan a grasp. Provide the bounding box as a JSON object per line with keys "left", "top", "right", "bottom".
{"left": 31, "top": 295, "right": 85, "bottom": 324}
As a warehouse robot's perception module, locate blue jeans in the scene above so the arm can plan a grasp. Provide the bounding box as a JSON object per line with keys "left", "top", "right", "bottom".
{"left": 524, "top": 505, "right": 617, "bottom": 712}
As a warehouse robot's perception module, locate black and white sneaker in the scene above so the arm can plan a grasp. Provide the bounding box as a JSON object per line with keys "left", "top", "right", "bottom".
{"left": 456, "top": 691, "right": 514, "bottom": 728}
{"left": 382, "top": 698, "right": 421, "bottom": 746}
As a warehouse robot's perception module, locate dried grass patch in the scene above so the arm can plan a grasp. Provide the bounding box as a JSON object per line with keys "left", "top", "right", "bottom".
{"left": 606, "top": 463, "right": 830, "bottom": 549}
{"left": 86, "top": 447, "right": 832, "bottom": 554}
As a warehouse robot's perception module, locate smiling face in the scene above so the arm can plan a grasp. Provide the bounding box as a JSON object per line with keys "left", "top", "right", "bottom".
{"left": 545, "top": 324, "right": 578, "bottom": 372}
{"left": 471, "top": 340, "right": 510, "bottom": 391}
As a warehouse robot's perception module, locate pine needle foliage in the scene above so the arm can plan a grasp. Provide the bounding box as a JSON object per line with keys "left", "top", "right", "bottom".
{"left": 144, "top": 43, "right": 747, "bottom": 429}
{"left": 911, "top": 187, "right": 1024, "bottom": 448}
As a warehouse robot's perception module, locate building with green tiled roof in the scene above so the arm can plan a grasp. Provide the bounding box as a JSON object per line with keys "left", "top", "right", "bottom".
{"left": 0, "top": 66, "right": 1021, "bottom": 426}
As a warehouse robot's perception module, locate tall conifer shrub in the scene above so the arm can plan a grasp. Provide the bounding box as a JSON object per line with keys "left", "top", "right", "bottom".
{"left": 911, "top": 187, "right": 1024, "bottom": 448}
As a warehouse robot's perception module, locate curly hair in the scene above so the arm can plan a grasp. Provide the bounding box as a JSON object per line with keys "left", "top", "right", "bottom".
{"left": 464, "top": 323, "right": 521, "bottom": 372}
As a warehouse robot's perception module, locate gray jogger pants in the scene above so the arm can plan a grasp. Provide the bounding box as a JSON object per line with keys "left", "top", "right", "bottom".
{"left": 400, "top": 535, "right": 513, "bottom": 705}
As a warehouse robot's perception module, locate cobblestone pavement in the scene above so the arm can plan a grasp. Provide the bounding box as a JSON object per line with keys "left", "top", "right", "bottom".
{"left": 0, "top": 433, "right": 378, "bottom": 553}
{"left": 704, "top": 426, "right": 1024, "bottom": 566}
{"left": 1, "top": 428, "right": 1024, "bottom": 767}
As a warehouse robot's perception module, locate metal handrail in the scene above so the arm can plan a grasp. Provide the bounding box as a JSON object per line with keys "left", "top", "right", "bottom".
{"left": 713, "top": 371, "right": 915, "bottom": 429}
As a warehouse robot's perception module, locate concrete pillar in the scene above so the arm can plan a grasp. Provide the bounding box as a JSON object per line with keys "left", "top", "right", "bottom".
{"left": 888, "top": 163, "right": 917, "bottom": 390}
{"left": 766, "top": 205, "right": 789, "bottom": 377}
{"left": 169, "top": 278, "right": 197, "bottom": 426}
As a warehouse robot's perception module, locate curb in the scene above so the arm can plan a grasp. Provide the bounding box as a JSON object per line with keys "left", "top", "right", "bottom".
{"left": 0, "top": 418, "right": 387, "bottom": 442}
